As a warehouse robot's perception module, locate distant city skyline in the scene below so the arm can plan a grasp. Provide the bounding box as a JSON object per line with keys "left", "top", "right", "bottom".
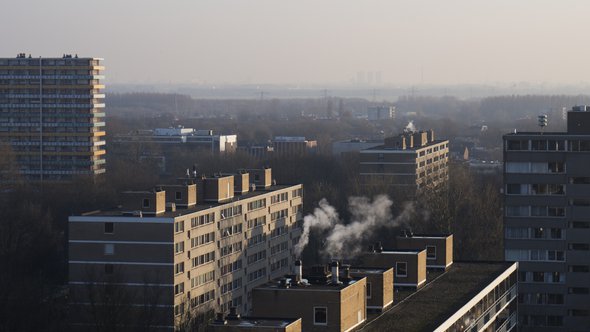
{"left": 4, "top": 1, "right": 590, "bottom": 85}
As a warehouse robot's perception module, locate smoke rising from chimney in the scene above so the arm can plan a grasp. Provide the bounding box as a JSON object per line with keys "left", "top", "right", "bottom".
{"left": 405, "top": 120, "right": 416, "bottom": 132}
{"left": 294, "top": 198, "right": 339, "bottom": 257}
{"left": 294, "top": 195, "right": 416, "bottom": 259}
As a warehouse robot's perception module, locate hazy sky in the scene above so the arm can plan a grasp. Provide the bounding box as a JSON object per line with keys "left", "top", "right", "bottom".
{"left": 2, "top": 0, "right": 589, "bottom": 85}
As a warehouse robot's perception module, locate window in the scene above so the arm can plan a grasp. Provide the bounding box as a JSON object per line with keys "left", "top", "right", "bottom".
{"left": 548, "top": 162, "right": 565, "bottom": 173}
{"left": 104, "top": 244, "right": 114, "bottom": 255}
{"left": 175, "top": 262, "right": 184, "bottom": 274}
{"left": 548, "top": 250, "right": 565, "bottom": 261}
{"left": 190, "top": 270, "right": 215, "bottom": 288}
{"left": 174, "top": 303, "right": 185, "bottom": 316}
{"left": 396, "top": 262, "right": 407, "bottom": 277}
{"left": 314, "top": 307, "right": 327, "bottom": 325}
{"left": 175, "top": 191, "right": 182, "bottom": 200}
{"left": 532, "top": 228, "right": 545, "bottom": 239}
{"left": 506, "top": 227, "right": 528, "bottom": 239}
{"left": 174, "top": 282, "right": 184, "bottom": 295}
{"left": 190, "top": 231, "right": 215, "bottom": 248}
{"left": 550, "top": 228, "right": 562, "bottom": 239}
{"left": 366, "top": 282, "right": 372, "bottom": 299}
{"left": 175, "top": 241, "right": 184, "bottom": 254}
{"left": 426, "top": 246, "right": 436, "bottom": 260}
{"left": 506, "top": 206, "right": 528, "bottom": 217}
{"left": 506, "top": 140, "right": 527, "bottom": 150}
{"left": 532, "top": 272, "right": 544, "bottom": 282}
{"left": 506, "top": 184, "right": 527, "bottom": 195}
{"left": 549, "top": 272, "right": 564, "bottom": 283}
{"left": 104, "top": 222, "right": 114, "bottom": 234}
{"left": 175, "top": 220, "right": 184, "bottom": 233}
{"left": 247, "top": 199, "right": 266, "bottom": 211}
{"left": 505, "top": 162, "right": 529, "bottom": 173}
{"left": 547, "top": 207, "right": 565, "bottom": 217}
{"left": 505, "top": 249, "right": 528, "bottom": 261}
{"left": 142, "top": 198, "right": 150, "bottom": 208}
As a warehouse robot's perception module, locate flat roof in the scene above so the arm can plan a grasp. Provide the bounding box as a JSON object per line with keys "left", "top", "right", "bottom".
{"left": 398, "top": 234, "right": 452, "bottom": 239}
{"left": 79, "top": 184, "right": 299, "bottom": 218}
{"left": 349, "top": 267, "right": 391, "bottom": 274}
{"left": 212, "top": 317, "right": 300, "bottom": 328}
{"left": 255, "top": 277, "right": 363, "bottom": 292}
{"left": 504, "top": 132, "right": 590, "bottom": 137}
{"left": 360, "top": 262, "right": 515, "bottom": 332}
{"left": 362, "top": 139, "right": 448, "bottom": 152}
{"left": 379, "top": 249, "right": 424, "bottom": 254}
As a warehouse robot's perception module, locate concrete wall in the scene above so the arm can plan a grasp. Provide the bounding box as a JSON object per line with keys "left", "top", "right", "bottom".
{"left": 396, "top": 235, "right": 453, "bottom": 269}
{"left": 360, "top": 251, "right": 426, "bottom": 288}
{"left": 251, "top": 279, "right": 366, "bottom": 332}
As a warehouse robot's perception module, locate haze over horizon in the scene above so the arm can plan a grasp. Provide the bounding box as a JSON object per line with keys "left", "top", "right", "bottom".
{"left": 3, "top": 0, "right": 590, "bottom": 86}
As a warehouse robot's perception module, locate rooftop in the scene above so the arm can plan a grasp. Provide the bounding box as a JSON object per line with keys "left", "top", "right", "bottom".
{"left": 349, "top": 267, "right": 391, "bottom": 275}
{"left": 212, "top": 317, "right": 300, "bottom": 329}
{"left": 360, "top": 261, "right": 514, "bottom": 332}
{"left": 80, "top": 184, "right": 297, "bottom": 218}
{"left": 379, "top": 249, "right": 424, "bottom": 254}
{"left": 362, "top": 139, "right": 448, "bottom": 152}
{"left": 255, "top": 277, "right": 363, "bottom": 292}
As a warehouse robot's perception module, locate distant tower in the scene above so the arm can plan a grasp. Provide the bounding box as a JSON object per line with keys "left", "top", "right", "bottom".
{"left": 0, "top": 54, "right": 106, "bottom": 181}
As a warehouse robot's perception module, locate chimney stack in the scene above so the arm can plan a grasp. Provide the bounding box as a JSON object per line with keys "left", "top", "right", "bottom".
{"left": 294, "top": 260, "right": 303, "bottom": 282}
{"left": 330, "top": 261, "right": 341, "bottom": 285}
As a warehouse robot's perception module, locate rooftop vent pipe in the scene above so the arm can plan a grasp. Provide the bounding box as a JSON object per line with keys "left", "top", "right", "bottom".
{"left": 330, "top": 261, "right": 341, "bottom": 285}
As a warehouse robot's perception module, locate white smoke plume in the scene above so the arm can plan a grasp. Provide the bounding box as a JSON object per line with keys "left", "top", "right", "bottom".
{"left": 405, "top": 120, "right": 416, "bottom": 132}
{"left": 294, "top": 195, "right": 416, "bottom": 259}
{"left": 294, "top": 198, "right": 339, "bottom": 257}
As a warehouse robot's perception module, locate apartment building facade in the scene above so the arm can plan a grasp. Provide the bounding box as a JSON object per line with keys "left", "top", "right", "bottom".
{"left": 359, "top": 130, "right": 449, "bottom": 195}
{"left": 68, "top": 168, "right": 304, "bottom": 331}
{"left": 504, "top": 106, "right": 590, "bottom": 331}
{"left": 0, "top": 53, "right": 106, "bottom": 181}
{"left": 273, "top": 136, "right": 317, "bottom": 156}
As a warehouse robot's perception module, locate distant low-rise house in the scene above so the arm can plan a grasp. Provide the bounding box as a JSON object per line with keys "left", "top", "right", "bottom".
{"left": 115, "top": 127, "right": 237, "bottom": 153}
{"left": 273, "top": 136, "right": 317, "bottom": 156}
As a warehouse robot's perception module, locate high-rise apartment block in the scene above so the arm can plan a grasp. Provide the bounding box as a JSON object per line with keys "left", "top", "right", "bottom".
{"left": 359, "top": 130, "right": 449, "bottom": 194}
{"left": 0, "top": 54, "right": 105, "bottom": 181}
{"left": 504, "top": 106, "right": 590, "bottom": 331}
{"left": 68, "top": 168, "right": 303, "bottom": 331}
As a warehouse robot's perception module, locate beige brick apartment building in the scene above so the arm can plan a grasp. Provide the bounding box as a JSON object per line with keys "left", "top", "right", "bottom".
{"left": 68, "top": 168, "right": 303, "bottom": 331}
{"left": 359, "top": 130, "right": 449, "bottom": 195}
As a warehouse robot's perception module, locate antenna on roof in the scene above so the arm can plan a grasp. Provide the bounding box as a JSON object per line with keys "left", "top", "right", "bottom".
{"left": 538, "top": 114, "right": 548, "bottom": 135}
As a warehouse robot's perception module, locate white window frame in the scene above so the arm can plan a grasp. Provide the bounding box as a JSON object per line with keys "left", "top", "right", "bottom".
{"left": 396, "top": 262, "right": 408, "bottom": 277}
{"left": 313, "top": 306, "right": 328, "bottom": 325}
